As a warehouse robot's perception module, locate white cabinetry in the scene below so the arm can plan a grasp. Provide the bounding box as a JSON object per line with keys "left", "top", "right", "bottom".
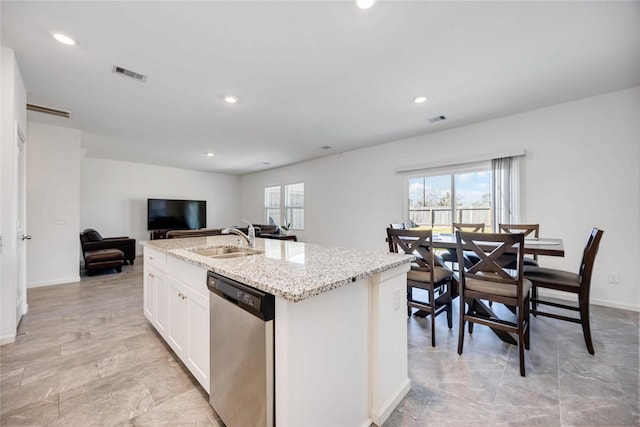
{"left": 167, "top": 275, "right": 188, "bottom": 355}
{"left": 143, "top": 248, "right": 167, "bottom": 337}
{"left": 143, "top": 265, "right": 156, "bottom": 322}
{"left": 143, "top": 247, "right": 209, "bottom": 393}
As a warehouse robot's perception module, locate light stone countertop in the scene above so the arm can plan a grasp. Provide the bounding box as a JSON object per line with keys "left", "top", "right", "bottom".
{"left": 142, "top": 236, "right": 413, "bottom": 302}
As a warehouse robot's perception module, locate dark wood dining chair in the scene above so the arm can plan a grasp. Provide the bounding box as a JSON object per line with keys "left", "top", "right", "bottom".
{"left": 456, "top": 231, "right": 531, "bottom": 376}
{"left": 442, "top": 223, "right": 486, "bottom": 270}
{"left": 387, "top": 228, "right": 454, "bottom": 347}
{"left": 453, "top": 223, "right": 485, "bottom": 233}
{"left": 389, "top": 223, "right": 406, "bottom": 229}
{"left": 498, "top": 223, "right": 540, "bottom": 269}
{"left": 524, "top": 228, "right": 604, "bottom": 354}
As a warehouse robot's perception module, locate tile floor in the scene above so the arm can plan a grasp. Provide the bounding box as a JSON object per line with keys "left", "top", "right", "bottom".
{"left": 0, "top": 260, "right": 638, "bottom": 426}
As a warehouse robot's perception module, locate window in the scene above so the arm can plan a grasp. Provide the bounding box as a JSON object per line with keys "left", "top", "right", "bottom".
{"left": 408, "top": 164, "right": 492, "bottom": 232}
{"left": 285, "top": 183, "right": 304, "bottom": 230}
{"left": 264, "top": 186, "right": 281, "bottom": 226}
{"left": 264, "top": 182, "right": 304, "bottom": 230}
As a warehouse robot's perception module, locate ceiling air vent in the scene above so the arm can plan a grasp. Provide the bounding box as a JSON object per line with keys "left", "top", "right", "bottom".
{"left": 429, "top": 115, "right": 446, "bottom": 123}
{"left": 26, "top": 103, "right": 71, "bottom": 118}
{"left": 112, "top": 65, "right": 147, "bottom": 82}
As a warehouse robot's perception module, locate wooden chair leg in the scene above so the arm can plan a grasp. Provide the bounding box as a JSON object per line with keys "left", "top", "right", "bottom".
{"left": 457, "top": 298, "right": 465, "bottom": 355}
{"left": 524, "top": 296, "right": 531, "bottom": 350}
{"left": 407, "top": 287, "right": 412, "bottom": 317}
{"left": 518, "top": 329, "right": 526, "bottom": 377}
{"left": 518, "top": 302, "right": 526, "bottom": 376}
{"left": 446, "top": 285, "right": 453, "bottom": 330}
{"left": 430, "top": 287, "right": 436, "bottom": 347}
{"left": 531, "top": 285, "right": 538, "bottom": 316}
{"left": 579, "top": 298, "right": 595, "bottom": 355}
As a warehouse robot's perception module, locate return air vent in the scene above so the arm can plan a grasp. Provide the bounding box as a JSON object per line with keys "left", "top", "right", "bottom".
{"left": 429, "top": 115, "right": 446, "bottom": 123}
{"left": 112, "top": 65, "right": 147, "bottom": 82}
{"left": 26, "top": 104, "right": 71, "bottom": 118}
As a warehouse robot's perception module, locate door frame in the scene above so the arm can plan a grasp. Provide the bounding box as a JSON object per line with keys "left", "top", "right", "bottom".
{"left": 16, "top": 121, "right": 28, "bottom": 325}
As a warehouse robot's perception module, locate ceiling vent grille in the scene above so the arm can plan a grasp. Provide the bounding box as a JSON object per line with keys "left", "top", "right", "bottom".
{"left": 26, "top": 103, "right": 71, "bottom": 118}
{"left": 112, "top": 65, "right": 147, "bottom": 82}
{"left": 429, "top": 115, "right": 446, "bottom": 123}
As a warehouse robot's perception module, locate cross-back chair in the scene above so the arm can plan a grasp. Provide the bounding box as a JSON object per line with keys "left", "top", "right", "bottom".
{"left": 386, "top": 228, "right": 454, "bottom": 347}
{"left": 498, "top": 223, "right": 541, "bottom": 269}
{"left": 524, "top": 228, "right": 604, "bottom": 354}
{"left": 456, "top": 231, "right": 531, "bottom": 376}
{"left": 442, "top": 223, "right": 486, "bottom": 270}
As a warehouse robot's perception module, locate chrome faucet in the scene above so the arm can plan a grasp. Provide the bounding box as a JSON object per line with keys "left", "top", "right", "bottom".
{"left": 222, "top": 219, "right": 256, "bottom": 249}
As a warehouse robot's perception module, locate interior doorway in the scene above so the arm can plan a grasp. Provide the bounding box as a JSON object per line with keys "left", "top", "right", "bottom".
{"left": 16, "top": 122, "right": 28, "bottom": 326}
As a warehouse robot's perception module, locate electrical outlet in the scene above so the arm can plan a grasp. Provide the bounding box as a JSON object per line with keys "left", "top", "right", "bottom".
{"left": 608, "top": 273, "right": 620, "bottom": 284}
{"left": 393, "top": 288, "right": 401, "bottom": 311}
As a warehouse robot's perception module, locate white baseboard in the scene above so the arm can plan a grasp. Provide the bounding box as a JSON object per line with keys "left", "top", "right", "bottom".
{"left": 370, "top": 377, "right": 411, "bottom": 426}
{"left": 0, "top": 334, "right": 16, "bottom": 346}
{"left": 538, "top": 289, "right": 639, "bottom": 313}
{"left": 357, "top": 419, "right": 374, "bottom": 427}
{"left": 28, "top": 275, "right": 81, "bottom": 288}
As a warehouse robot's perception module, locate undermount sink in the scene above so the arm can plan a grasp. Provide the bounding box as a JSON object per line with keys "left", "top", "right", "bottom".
{"left": 190, "top": 247, "right": 260, "bottom": 259}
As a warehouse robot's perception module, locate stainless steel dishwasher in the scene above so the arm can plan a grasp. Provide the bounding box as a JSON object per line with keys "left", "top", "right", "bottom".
{"left": 207, "top": 272, "right": 275, "bottom": 427}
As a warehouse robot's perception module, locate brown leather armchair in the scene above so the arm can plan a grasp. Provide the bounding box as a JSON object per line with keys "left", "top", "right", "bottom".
{"left": 80, "top": 229, "right": 136, "bottom": 265}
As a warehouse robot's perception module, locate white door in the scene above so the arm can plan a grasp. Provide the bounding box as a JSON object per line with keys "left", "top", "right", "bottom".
{"left": 16, "top": 123, "right": 28, "bottom": 325}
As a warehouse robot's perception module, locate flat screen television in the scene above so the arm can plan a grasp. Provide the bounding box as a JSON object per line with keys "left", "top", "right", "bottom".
{"left": 147, "top": 198, "right": 206, "bottom": 230}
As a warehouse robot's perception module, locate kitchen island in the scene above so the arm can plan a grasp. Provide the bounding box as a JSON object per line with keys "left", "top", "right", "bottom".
{"left": 142, "top": 236, "right": 413, "bottom": 427}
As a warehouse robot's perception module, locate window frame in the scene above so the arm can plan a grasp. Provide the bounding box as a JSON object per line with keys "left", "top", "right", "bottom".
{"left": 405, "top": 161, "right": 492, "bottom": 231}
{"left": 264, "top": 182, "right": 305, "bottom": 231}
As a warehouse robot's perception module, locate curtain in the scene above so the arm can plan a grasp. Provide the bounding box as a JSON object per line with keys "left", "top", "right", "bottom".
{"left": 491, "top": 156, "right": 521, "bottom": 230}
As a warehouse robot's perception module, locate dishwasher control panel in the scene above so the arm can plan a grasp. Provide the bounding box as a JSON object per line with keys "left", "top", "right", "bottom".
{"left": 207, "top": 272, "right": 275, "bottom": 321}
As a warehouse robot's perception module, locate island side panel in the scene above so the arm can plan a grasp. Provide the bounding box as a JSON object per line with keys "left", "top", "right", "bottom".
{"left": 368, "top": 264, "right": 411, "bottom": 426}
{"left": 275, "top": 279, "right": 371, "bottom": 427}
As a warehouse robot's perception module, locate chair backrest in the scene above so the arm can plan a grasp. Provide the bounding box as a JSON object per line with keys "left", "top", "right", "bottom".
{"left": 578, "top": 228, "right": 604, "bottom": 291}
{"left": 453, "top": 223, "right": 485, "bottom": 233}
{"left": 456, "top": 231, "right": 526, "bottom": 301}
{"left": 389, "top": 223, "right": 406, "bottom": 230}
{"left": 386, "top": 228, "right": 436, "bottom": 274}
{"left": 499, "top": 223, "right": 539, "bottom": 238}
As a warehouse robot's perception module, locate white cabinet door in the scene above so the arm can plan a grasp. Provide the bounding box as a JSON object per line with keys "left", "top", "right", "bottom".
{"left": 167, "top": 276, "right": 187, "bottom": 358}
{"left": 144, "top": 251, "right": 209, "bottom": 392}
{"left": 185, "top": 287, "right": 210, "bottom": 392}
{"left": 143, "top": 265, "right": 157, "bottom": 322}
{"left": 154, "top": 271, "right": 169, "bottom": 338}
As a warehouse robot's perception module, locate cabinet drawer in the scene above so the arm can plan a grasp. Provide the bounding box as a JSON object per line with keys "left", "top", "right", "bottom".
{"left": 166, "top": 255, "right": 208, "bottom": 295}
{"left": 144, "top": 247, "right": 166, "bottom": 270}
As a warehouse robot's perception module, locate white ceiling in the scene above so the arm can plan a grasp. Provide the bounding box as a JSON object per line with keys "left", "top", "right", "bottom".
{"left": 2, "top": 1, "right": 639, "bottom": 175}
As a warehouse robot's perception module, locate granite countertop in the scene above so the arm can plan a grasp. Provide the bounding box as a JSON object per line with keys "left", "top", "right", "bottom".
{"left": 142, "top": 236, "right": 413, "bottom": 302}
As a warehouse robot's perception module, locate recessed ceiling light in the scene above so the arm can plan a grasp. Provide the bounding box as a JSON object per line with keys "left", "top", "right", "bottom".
{"left": 413, "top": 96, "right": 427, "bottom": 104}
{"left": 52, "top": 33, "right": 75, "bottom": 46}
{"left": 205, "top": 152, "right": 214, "bottom": 157}
{"left": 356, "top": 0, "right": 376, "bottom": 10}
{"left": 224, "top": 96, "right": 238, "bottom": 104}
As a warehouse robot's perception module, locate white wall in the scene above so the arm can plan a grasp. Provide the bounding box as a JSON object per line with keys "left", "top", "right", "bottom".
{"left": 80, "top": 157, "right": 241, "bottom": 255}
{"left": 241, "top": 87, "right": 640, "bottom": 312}
{"left": 27, "top": 123, "right": 81, "bottom": 288}
{"left": 1, "top": 47, "right": 27, "bottom": 342}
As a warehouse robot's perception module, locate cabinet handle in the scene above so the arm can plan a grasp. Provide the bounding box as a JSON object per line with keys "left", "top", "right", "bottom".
{"left": 148, "top": 273, "right": 154, "bottom": 278}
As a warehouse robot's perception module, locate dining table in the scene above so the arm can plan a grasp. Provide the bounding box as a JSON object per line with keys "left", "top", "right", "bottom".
{"left": 431, "top": 232, "right": 565, "bottom": 258}
{"left": 426, "top": 233, "right": 565, "bottom": 345}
